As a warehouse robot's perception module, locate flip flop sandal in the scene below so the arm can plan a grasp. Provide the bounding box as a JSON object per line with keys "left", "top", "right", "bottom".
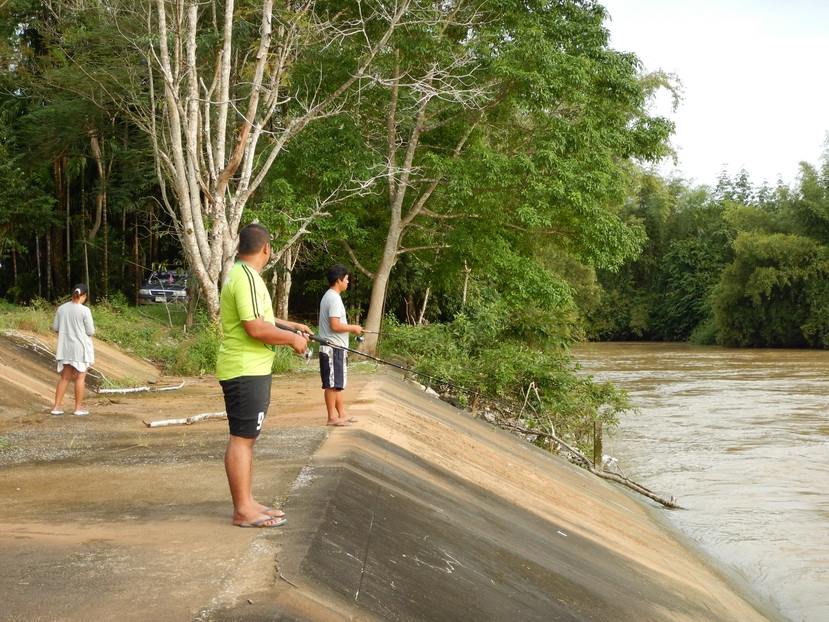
{"left": 236, "top": 516, "right": 287, "bottom": 528}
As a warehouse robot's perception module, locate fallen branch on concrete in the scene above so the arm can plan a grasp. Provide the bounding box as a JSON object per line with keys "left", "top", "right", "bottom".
{"left": 143, "top": 411, "right": 226, "bottom": 428}
{"left": 99, "top": 381, "right": 185, "bottom": 395}
{"left": 505, "top": 423, "right": 683, "bottom": 510}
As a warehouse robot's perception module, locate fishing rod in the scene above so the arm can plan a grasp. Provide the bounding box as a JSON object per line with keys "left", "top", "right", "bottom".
{"left": 274, "top": 322, "right": 486, "bottom": 400}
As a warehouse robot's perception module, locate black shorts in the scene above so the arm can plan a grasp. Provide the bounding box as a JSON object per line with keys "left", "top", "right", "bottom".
{"left": 219, "top": 374, "right": 271, "bottom": 438}
{"left": 319, "top": 345, "right": 347, "bottom": 390}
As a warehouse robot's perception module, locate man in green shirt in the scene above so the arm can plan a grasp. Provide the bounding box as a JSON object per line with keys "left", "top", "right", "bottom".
{"left": 217, "top": 223, "right": 309, "bottom": 528}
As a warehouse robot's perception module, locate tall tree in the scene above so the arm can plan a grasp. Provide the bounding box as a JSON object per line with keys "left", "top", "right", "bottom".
{"left": 333, "top": 0, "right": 673, "bottom": 352}
{"left": 39, "top": 0, "right": 414, "bottom": 317}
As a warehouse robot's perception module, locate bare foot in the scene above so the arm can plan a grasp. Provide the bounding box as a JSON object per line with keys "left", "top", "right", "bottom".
{"left": 326, "top": 418, "right": 352, "bottom": 427}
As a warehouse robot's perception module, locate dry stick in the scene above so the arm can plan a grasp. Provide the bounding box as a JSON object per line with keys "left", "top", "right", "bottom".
{"left": 99, "top": 381, "right": 186, "bottom": 395}
{"left": 505, "top": 423, "right": 683, "bottom": 510}
{"left": 143, "top": 411, "right": 226, "bottom": 428}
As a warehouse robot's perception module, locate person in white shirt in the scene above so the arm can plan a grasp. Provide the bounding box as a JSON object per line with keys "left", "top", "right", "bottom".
{"left": 50, "top": 283, "right": 95, "bottom": 416}
{"left": 318, "top": 265, "right": 363, "bottom": 426}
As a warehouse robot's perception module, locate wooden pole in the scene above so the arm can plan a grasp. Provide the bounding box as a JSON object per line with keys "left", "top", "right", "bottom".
{"left": 36, "top": 235, "right": 42, "bottom": 298}
{"left": 593, "top": 421, "right": 603, "bottom": 471}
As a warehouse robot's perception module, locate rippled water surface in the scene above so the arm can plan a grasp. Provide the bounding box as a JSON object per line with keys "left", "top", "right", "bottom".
{"left": 576, "top": 342, "right": 829, "bottom": 622}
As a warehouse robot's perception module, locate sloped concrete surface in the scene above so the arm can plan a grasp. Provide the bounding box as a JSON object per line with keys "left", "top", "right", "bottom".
{"left": 214, "top": 374, "right": 780, "bottom": 622}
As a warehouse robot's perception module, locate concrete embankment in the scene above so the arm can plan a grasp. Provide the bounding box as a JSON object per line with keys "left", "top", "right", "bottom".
{"left": 0, "top": 361, "right": 778, "bottom": 621}
{"left": 220, "top": 372, "right": 778, "bottom": 622}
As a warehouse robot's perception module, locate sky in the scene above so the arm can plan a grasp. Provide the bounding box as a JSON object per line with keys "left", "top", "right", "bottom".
{"left": 599, "top": 0, "right": 829, "bottom": 188}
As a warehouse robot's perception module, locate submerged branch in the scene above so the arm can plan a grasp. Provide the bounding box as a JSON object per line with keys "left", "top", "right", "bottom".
{"left": 504, "top": 422, "right": 683, "bottom": 510}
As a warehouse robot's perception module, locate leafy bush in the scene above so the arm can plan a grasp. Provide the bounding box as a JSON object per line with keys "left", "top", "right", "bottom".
{"left": 380, "top": 303, "right": 631, "bottom": 454}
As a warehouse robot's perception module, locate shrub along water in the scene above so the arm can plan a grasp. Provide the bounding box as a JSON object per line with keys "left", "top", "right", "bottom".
{"left": 380, "top": 302, "right": 631, "bottom": 456}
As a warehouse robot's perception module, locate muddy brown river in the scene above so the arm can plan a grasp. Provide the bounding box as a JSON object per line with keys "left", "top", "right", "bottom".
{"left": 576, "top": 342, "right": 829, "bottom": 622}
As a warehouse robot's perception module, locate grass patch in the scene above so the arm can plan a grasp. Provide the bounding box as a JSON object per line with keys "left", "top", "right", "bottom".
{"left": 0, "top": 299, "right": 53, "bottom": 333}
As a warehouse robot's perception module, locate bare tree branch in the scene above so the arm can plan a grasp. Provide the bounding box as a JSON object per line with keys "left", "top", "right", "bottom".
{"left": 340, "top": 240, "right": 375, "bottom": 279}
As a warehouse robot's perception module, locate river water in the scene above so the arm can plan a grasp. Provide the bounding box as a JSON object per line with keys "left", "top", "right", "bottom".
{"left": 575, "top": 342, "right": 829, "bottom": 622}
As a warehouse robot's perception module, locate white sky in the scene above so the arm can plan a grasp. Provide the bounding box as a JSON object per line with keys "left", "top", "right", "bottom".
{"left": 600, "top": 0, "right": 829, "bottom": 187}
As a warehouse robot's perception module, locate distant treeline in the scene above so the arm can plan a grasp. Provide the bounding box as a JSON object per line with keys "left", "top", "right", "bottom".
{"left": 588, "top": 162, "right": 829, "bottom": 348}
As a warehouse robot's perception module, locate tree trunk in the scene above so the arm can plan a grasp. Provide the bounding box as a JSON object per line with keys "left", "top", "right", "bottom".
{"left": 82, "top": 205, "right": 90, "bottom": 295}
{"left": 87, "top": 132, "right": 106, "bottom": 241}
{"left": 46, "top": 230, "right": 52, "bottom": 300}
{"left": 36, "top": 235, "right": 42, "bottom": 298}
{"left": 417, "top": 286, "right": 431, "bottom": 325}
{"left": 272, "top": 244, "right": 299, "bottom": 320}
{"left": 65, "top": 167, "right": 70, "bottom": 288}
{"left": 103, "top": 195, "right": 109, "bottom": 298}
{"left": 133, "top": 214, "right": 141, "bottom": 305}
{"left": 51, "top": 225, "right": 67, "bottom": 296}
{"left": 121, "top": 207, "right": 127, "bottom": 283}
{"left": 462, "top": 261, "right": 471, "bottom": 305}
{"left": 185, "top": 277, "right": 199, "bottom": 331}
{"left": 51, "top": 158, "right": 67, "bottom": 295}
{"left": 363, "top": 228, "right": 401, "bottom": 354}
{"left": 11, "top": 247, "right": 18, "bottom": 289}
{"left": 84, "top": 242, "right": 90, "bottom": 293}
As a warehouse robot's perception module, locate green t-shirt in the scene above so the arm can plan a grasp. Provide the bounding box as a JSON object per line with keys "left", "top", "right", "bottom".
{"left": 216, "top": 261, "right": 275, "bottom": 380}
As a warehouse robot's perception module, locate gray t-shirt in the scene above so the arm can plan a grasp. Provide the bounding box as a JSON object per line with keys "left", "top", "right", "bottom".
{"left": 319, "top": 289, "right": 348, "bottom": 348}
{"left": 52, "top": 301, "right": 95, "bottom": 364}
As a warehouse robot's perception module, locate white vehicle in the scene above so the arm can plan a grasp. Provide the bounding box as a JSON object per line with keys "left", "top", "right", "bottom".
{"left": 137, "top": 271, "right": 189, "bottom": 304}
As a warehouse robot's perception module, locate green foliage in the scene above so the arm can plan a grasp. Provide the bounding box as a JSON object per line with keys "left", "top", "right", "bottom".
{"left": 712, "top": 232, "right": 829, "bottom": 347}
{"left": 271, "top": 347, "right": 304, "bottom": 375}
{"left": 589, "top": 172, "right": 734, "bottom": 342}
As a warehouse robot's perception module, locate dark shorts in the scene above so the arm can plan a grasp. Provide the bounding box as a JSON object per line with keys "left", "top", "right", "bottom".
{"left": 319, "top": 345, "right": 347, "bottom": 390}
{"left": 219, "top": 374, "right": 271, "bottom": 438}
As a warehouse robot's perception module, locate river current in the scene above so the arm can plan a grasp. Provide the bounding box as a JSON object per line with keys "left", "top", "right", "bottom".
{"left": 576, "top": 342, "right": 829, "bottom": 622}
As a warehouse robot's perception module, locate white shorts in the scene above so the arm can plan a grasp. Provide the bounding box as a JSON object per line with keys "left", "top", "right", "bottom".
{"left": 57, "top": 361, "right": 90, "bottom": 374}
